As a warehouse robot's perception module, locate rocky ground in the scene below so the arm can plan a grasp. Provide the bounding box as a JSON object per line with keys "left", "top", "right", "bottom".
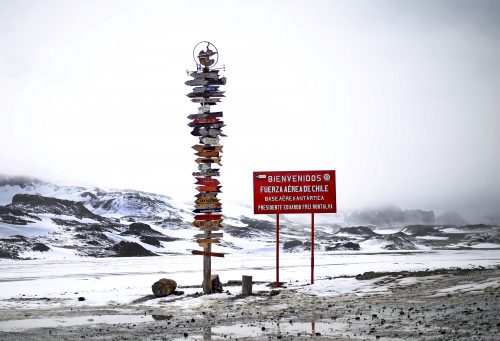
{"left": 1, "top": 267, "right": 499, "bottom": 340}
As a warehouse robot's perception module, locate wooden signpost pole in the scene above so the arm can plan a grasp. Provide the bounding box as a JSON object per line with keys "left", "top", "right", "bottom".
{"left": 311, "top": 213, "right": 315, "bottom": 285}
{"left": 276, "top": 213, "right": 280, "bottom": 288}
{"left": 187, "top": 41, "right": 226, "bottom": 295}
{"left": 203, "top": 241, "right": 212, "bottom": 293}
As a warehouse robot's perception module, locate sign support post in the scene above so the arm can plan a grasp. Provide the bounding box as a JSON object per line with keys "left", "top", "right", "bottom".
{"left": 276, "top": 213, "right": 280, "bottom": 288}
{"left": 311, "top": 213, "right": 314, "bottom": 284}
{"left": 187, "top": 41, "right": 227, "bottom": 295}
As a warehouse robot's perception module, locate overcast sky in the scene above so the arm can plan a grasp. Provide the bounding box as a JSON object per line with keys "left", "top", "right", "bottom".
{"left": 1, "top": 0, "right": 499, "bottom": 221}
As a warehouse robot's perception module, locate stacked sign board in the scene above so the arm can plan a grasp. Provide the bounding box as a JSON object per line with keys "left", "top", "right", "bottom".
{"left": 186, "top": 58, "right": 226, "bottom": 263}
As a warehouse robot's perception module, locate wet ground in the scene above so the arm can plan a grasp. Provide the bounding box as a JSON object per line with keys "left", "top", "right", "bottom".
{"left": 0, "top": 267, "right": 499, "bottom": 340}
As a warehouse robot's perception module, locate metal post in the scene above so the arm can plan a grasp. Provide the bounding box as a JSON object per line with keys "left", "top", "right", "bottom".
{"left": 276, "top": 213, "right": 280, "bottom": 288}
{"left": 311, "top": 213, "right": 314, "bottom": 284}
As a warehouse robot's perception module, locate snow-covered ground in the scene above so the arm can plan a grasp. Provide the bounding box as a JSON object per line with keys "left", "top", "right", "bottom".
{"left": 1, "top": 249, "right": 499, "bottom": 311}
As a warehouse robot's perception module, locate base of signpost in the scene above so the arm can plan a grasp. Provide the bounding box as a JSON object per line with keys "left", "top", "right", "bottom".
{"left": 202, "top": 245, "right": 212, "bottom": 294}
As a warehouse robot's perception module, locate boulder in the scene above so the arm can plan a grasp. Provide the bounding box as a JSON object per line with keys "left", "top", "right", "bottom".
{"left": 140, "top": 236, "right": 161, "bottom": 247}
{"left": 112, "top": 241, "right": 157, "bottom": 257}
{"left": 283, "top": 240, "right": 303, "bottom": 252}
{"left": 211, "top": 274, "right": 223, "bottom": 293}
{"left": 32, "top": 243, "right": 50, "bottom": 252}
{"left": 152, "top": 278, "right": 177, "bottom": 297}
{"left": 326, "top": 242, "right": 360, "bottom": 251}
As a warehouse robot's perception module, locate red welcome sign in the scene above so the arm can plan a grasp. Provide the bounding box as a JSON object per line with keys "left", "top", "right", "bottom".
{"left": 253, "top": 170, "right": 336, "bottom": 214}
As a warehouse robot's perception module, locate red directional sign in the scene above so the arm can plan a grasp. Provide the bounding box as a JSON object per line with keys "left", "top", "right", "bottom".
{"left": 253, "top": 170, "right": 336, "bottom": 214}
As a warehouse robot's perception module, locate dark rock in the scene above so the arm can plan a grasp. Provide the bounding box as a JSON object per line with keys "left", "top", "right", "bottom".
{"left": 78, "top": 297, "right": 85, "bottom": 301}
{"left": 211, "top": 274, "right": 223, "bottom": 293}
{"left": 128, "top": 223, "right": 155, "bottom": 235}
{"left": 326, "top": 242, "right": 360, "bottom": 251}
{"left": 0, "top": 235, "right": 28, "bottom": 243}
{"left": 356, "top": 271, "right": 380, "bottom": 280}
{"left": 111, "top": 241, "right": 157, "bottom": 257}
{"left": 32, "top": 243, "right": 50, "bottom": 252}
{"left": 402, "top": 225, "right": 442, "bottom": 236}
{"left": 336, "top": 226, "right": 377, "bottom": 236}
{"left": 10, "top": 194, "right": 106, "bottom": 221}
{"left": 0, "top": 248, "right": 19, "bottom": 259}
{"left": 0, "top": 206, "right": 41, "bottom": 225}
{"left": 283, "top": 240, "right": 303, "bottom": 251}
{"left": 140, "top": 236, "right": 161, "bottom": 247}
{"left": 152, "top": 278, "right": 177, "bottom": 297}
{"left": 381, "top": 232, "right": 417, "bottom": 250}
{"left": 224, "top": 216, "right": 276, "bottom": 238}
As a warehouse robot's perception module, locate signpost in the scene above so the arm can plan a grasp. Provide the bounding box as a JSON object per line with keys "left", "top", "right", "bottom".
{"left": 253, "top": 170, "right": 336, "bottom": 287}
{"left": 187, "top": 41, "right": 226, "bottom": 294}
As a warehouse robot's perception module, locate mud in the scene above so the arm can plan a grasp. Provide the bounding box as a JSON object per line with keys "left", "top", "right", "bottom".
{"left": 0, "top": 267, "right": 499, "bottom": 340}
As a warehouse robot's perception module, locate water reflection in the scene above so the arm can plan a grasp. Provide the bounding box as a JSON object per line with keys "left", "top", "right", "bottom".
{"left": 151, "top": 314, "right": 172, "bottom": 321}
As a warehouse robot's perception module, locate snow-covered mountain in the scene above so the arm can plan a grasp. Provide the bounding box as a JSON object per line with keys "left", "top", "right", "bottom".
{"left": 0, "top": 175, "right": 499, "bottom": 259}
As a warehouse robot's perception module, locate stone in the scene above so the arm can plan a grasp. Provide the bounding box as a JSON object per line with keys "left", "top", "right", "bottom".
{"left": 152, "top": 278, "right": 177, "bottom": 297}
{"left": 112, "top": 241, "right": 157, "bottom": 257}
{"left": 32, "top": 243, "right": 50, "bottom": 252}
{"left": 211, "top": 274, "right": 223, "bottom": 293}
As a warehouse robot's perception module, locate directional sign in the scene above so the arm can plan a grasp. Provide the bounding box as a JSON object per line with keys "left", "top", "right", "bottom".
{"left": 191, "top": 250, "right": 225, "bottom": 257}
{"left": 196, "top": 238, "right": 220, "bottom": 244}
{"left": 189, "top": 71, "right": 220, "bottom": 79}
{"left": 196, "top": 192, "right": 218, "bottom": 199}
{"left": 253, "top": 170, "right": 336, "bottom": 214}
{"left": 195, "top": 157, "right": 222, "bottom": 166}
{"left": 188, "top": 121, "right": 225, "bottom": 128}
{"left": 185, "top": 77, "right": 226, "bottom": 86}
{"left": 193, "top": 208, "right": 222, "bottom": 214}
{"left": 195, "top": 204, "right": 222, "bottom": 210}
{"left": 187, "top": 91, "right": 225, "bottom": 98}
{"left": 196, "top": 151, "right": 220, "bottom": 158}
{"left": 190, "top": 128, "right": 224, "bottom": 138}
{"left": 194, "top": 232, "right": 223, "bottom": 239}
{"left": 200, "top": 136, "right": 221, "bottom": 146}
{"left": 191, "top": 98, "right": 221, "bottom": 103}
{"left": 195, "top": 177, "right": 220, "bottom": 186}
{"left": 192, "top": 145, "right": 223, "bottom": 152}
{"left": 195, "top": 214, "right": 222, "bottom": 221}
{"left": 195, "top": 198, "right": 221, "bottom": 205}
{"left": 192, "top": 170, "right": 220, "bottom": 177}
{"left": 193, "top": 86, "right": 220, "bottom": 92}
{"left": 188, "top": 112, "right": 223, "bottom": 120}
{"left": 193, "top": 220, "right": 222, "bottom": 228}
{"left": 196, "top": 226, "right": 222, "bottom": 232}
{"left": 197, "top": 185, "right": 221, "bottom": 192}
{"left": 193, "top": 118, "right": 221, "bottom": 124}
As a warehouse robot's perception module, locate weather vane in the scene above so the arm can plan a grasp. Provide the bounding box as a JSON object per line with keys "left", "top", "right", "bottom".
{"left": 193, "top": 41, "right": 219, "bottom": 70}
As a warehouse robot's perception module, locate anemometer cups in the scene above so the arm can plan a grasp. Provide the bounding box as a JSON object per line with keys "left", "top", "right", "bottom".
{"left": 193, "top": 41, "right": 219, "bottom": 69}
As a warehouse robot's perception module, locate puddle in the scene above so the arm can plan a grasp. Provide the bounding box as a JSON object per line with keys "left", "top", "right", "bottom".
{"left": 0, "top": 314, "right": 157, "bottom": 332}
{"left": 172, "top": 320, "right": 345, "bottom": 340}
